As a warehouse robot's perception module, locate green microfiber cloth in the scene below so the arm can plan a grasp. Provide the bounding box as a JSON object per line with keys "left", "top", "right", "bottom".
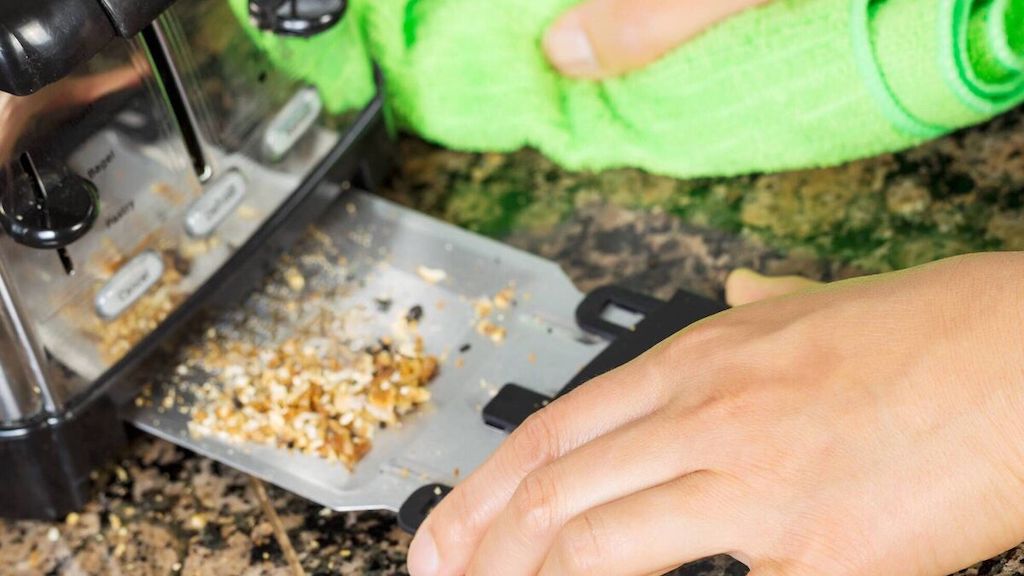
{"left": 232, "top": 0, "right": 1024, "bottom": 179}
{"left": 227, "top": 0, "right": 376, "bottom": 114}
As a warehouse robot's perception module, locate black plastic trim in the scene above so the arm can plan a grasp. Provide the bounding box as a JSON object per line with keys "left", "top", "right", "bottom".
{"left": 482, "top": 384, "right": 552, "bottom": 433}
{"left": 0, "top": 395, "right": 126, "bottom": 520}
{"left": 478, "top": 288, "right": 726, "bottom": 437}
{"left": 398, "top": 484, "right": 452, "bottom": 534}
{"left": 560, "top": 289, "right": 727, "bottom": 398}
{"left": 0, "top": 2, "right": 116, "bottom": 96}
{"left": 575, "top": 285, "right": 666, "bottom": 340}
{"left": 98, "top": 0, "right": 176, "bottom": 38}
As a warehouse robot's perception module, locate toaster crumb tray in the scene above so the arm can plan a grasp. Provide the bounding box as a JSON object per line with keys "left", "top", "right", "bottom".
{"left": 125, "top": 191, "right": 605, "bottom": 514}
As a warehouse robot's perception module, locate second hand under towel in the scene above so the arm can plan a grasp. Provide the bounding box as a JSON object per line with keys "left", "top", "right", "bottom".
{"left": 239, "top": 0, "right": 1024, "bottom": 179}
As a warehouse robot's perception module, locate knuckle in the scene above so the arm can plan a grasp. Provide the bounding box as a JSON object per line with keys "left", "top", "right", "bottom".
{"left": 431, "top": 485, "right": 480, "bottom": 548}
{"left": 553, "top": 513, "right": 607, "bottom": 574}
{"left": 659, "top": 319, "right": 734, "bottom": 371}
{"left": 510, "top": 409, "right": 563, "bottom": 471}
{"left": 511, "top": 471, "right": 563, "bottom": 537}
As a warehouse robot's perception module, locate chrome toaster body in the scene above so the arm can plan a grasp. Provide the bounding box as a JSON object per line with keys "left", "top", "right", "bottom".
{"left": 0, "top": 0, "right": 391, "bottom": 519}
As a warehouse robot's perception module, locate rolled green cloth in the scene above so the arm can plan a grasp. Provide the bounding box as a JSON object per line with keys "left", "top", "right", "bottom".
{"left": 233, "top": 0, "right": 1024, "bottom": 178}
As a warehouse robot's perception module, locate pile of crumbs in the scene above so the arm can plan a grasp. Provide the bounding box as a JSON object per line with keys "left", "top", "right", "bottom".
{"left": 185, "top": 325, "right": 436, "bottom": 468}
{"left": 145, "top": 236, "right": 439, "bottom": 470}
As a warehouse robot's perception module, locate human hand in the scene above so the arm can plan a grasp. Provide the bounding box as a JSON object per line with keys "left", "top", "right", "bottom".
{"left": 543, "top": 0, "right": 771, "bottom": 79}
{"left": 408, "top": 252, "right": 1024, "bottom": 576}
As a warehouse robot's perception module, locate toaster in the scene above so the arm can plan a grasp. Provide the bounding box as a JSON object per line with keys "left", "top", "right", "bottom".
{"left": 0, "top": 0, "right": 394, "bottom": 519}
{"left": 0, "top": 0, "right": 725, "bottom": 526}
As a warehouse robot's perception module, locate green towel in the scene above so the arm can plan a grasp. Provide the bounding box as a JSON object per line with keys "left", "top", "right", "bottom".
{"left": 227, "top": 0, "right": 376, "bottom": 116}
{"left": 233, "top": 0, "right": 1024, "bottom": 178}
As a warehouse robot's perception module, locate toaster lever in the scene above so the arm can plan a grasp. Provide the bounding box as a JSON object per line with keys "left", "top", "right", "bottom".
{"left": 0, "top": 153, "right": 99, "bottom": 262}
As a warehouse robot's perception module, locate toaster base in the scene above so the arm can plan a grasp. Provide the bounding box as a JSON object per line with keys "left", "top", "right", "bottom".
{"left": 0, "top": 395, "right": 126, "bottom": 520}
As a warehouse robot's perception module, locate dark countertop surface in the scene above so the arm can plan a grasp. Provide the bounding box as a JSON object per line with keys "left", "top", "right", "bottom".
{"left": 4, "top": 108, "right": 1024, "bottom": 575}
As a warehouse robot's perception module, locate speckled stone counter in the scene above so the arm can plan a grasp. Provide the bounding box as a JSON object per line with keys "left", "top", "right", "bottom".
{"left": 4, "top": 108, "right": 1024, "bottom": 575}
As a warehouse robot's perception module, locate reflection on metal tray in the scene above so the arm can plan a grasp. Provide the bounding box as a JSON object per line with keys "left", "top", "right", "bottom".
{"left": 126, "top": 191, "right": 607, "bottom": 513}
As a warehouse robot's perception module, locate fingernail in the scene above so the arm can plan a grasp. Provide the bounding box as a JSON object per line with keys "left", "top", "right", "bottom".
{"left": 543, "top": 13, "right": 600, "bottom": 77}
{"left": 407, "top": 530, "right": 440, "bottom": 576}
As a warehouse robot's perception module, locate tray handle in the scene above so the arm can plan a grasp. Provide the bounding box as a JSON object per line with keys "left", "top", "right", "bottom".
{"left": 575, "top": 285, "right": 665, "bottom": 340}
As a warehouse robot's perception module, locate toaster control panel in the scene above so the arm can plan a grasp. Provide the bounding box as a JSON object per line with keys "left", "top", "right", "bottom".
{"left": 185, "top": 170, "right": 248, "bottom": 238}
{"left": 95, "top": 251, "right": 165, "bottom": 320}
{"left": 0, "top": 0, "right": 376, "bottom": 420}
{"left": 263, "top": 88, "right": 324, "bottom": 162}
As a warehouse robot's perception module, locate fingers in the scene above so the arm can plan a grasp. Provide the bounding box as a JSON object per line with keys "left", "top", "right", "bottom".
{"left": 725, "top": 269, "right": 824, "bottom": 307}
{"left": 543, "top": 0, "right": 769, "bottom": 79}
{"left": 535, "top": 472, "right": 747, "bottom": 576}
{"left": 408, "top": 361, "right": 671, "bottom": 576}
{"left": 466, "top": 408, "right": 730, "bottom": 575}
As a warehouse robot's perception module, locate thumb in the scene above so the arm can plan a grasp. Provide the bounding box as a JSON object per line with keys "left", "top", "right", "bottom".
{"left": 725, "top": 268, "right": 824, "bottom": 307}
{"left": 543, "top": 0, "right": 769, "bottom": 79}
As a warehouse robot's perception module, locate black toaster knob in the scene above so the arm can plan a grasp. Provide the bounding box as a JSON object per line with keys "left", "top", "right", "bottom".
{"left": 248, "top": 0, "right": 347, "bottom": 37}
{"left": 0, "top": 158, "right": 99, "bottom": 250}
{"left": 0, "top": 0, "right": 176, "bottom": 96}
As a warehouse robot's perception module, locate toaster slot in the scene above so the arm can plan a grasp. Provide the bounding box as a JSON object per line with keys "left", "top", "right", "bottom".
{"left": 141, "top": 25, "right": 212, "bottom": 183}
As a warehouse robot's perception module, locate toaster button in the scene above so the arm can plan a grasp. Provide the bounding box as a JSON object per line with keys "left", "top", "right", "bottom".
{"left": 95, "top": 251, "right": 164, "bottom": 320}
{"left": 262, "top": 87, "right": 323, "bottom": 162}
{"left": 185, "top": 170, "right": 247, "bottom": 237}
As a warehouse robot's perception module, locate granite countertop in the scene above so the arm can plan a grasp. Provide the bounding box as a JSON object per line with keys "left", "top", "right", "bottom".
{"left": 4, "top": 107, "right": 1024, "bottom": 575}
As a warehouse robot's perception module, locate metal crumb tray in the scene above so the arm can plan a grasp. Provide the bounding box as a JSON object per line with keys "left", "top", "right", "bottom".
{"left": 125, "top": 191, "right": 607, "bottom": 514}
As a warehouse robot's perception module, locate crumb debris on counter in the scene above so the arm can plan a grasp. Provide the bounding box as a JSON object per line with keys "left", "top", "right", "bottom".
{"left": 284, "top": 267, "right": 306, "bottom": 292}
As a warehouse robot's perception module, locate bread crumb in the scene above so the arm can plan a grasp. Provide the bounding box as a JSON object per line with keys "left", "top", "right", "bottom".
{"left": 284, "top": 267, "right": 306, "bottom": 292}
{"left": 476, "top": 320, "right": 507, "bottom": 344}
{"left": 417, "top": 266, "right": 447, "bottom": 284}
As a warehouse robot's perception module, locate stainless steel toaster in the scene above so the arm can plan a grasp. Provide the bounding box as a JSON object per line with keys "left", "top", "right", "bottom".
{"left": 0, "top": 0, "right": 726, "bottom": 527}
{"left": 0, "top": 0, "right": 394, "bottom": 519}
